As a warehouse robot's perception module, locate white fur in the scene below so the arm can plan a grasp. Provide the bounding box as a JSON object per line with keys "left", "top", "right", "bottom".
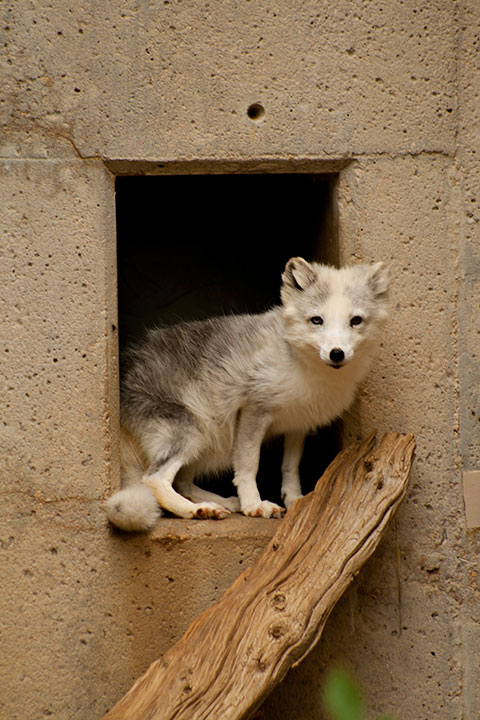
{"left": 106, "top": 258, "right": 389, "bottom": 530}
{"left": 105, "top": 485, "right": 161, "bottom": 532}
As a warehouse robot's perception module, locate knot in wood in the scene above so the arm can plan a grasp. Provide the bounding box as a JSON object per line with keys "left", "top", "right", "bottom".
{"left": 271, "top": 593, "right": 287, "bottom": 611}
{"left": 256, "top": 657, "right": 268, "bottom": 672}
{"left": 268, "top": 623, "right": 285, "bottom": 639}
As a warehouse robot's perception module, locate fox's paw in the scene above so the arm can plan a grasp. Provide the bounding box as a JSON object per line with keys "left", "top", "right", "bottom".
{"left": 192, "top": 502, "right": 230, "bottom": 519}
{"left": 281, "top": 491, "right": 303, "bottom": 510}
{"left": 243, "top": 500, "right": 285, "bottom": 519}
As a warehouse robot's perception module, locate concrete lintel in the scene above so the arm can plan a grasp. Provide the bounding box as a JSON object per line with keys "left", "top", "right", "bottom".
{"left": 106, "top": 157, "right": 351, "bottom": 177}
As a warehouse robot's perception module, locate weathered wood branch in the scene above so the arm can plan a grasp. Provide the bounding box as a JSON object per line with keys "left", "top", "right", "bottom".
{"left": 102, "top": 431, "right": 415, "bottom": 720}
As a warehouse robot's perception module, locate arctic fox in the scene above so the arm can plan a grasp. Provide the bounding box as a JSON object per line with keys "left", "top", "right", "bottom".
{"left": 106, "top": 257, "right": 389, "bottom": 531}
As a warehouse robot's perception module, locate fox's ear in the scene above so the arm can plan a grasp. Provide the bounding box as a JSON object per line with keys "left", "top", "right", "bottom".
{"left": 283, "top": 257, "right": 316, "bottom": 291}
{"left": 368, "top": 262, "right": 389, "bottom": 297}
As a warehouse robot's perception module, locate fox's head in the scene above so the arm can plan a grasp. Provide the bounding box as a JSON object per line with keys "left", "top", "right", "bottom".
{"left": 280, "top": 258, "right": 389, "bottom": 369}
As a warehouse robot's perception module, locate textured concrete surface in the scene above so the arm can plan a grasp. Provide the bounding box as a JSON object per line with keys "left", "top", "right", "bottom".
{"left": 2, "top": 1, "right": 456, "bottom": 161}
{"left": 453, "top": 4, "right": 480, "bottom": 716}
{"left": 0, "top": 158, "right": 118, "bottom": 501}
{"left": 1, "top": 1, "right": 479, "bottom": 719}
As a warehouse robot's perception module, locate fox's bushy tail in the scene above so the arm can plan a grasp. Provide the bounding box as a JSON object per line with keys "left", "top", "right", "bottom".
{"left": 105, "top": 427, "right": 161, "bottom": 531}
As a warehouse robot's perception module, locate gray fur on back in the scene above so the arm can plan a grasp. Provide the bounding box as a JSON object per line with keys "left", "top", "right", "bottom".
{"left": 121, "top": 310, "right": 286, "bottom": 429}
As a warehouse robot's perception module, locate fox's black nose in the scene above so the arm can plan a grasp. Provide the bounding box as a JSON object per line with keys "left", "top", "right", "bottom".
{"left": 329, "top": 348, "right": 345, "bottom": 364}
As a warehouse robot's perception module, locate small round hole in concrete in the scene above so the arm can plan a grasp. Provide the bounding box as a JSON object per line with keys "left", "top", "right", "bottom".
{"left": 247, "top": 103, "right": 265, "bottom": 122}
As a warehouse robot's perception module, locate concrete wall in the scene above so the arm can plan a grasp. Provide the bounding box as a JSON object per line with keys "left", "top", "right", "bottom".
{"left": 1, "top": 1, "right": 479, "bottom": 718}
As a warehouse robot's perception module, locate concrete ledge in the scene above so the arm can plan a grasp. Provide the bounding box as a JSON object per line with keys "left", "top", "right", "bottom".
{"left": 150, "top": 514, "right": 281, "bottom": 543}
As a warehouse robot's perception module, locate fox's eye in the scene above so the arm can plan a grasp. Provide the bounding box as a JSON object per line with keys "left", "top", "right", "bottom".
{"left": 350, "top": 315, "right": 363, "bottom": 327}
{"left": 310, "top": 316, "right": 323, "bottom": 326}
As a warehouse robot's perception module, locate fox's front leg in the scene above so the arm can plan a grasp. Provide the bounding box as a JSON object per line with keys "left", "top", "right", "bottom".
{"left": 281, "top": 431, "right": 305, "bottom": 509}
{"left": 232, "top": 407, "right": 284, "bottom": 519}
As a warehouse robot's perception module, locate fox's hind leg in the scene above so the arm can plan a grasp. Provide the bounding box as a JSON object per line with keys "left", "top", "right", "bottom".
{"left": 281, "top": 431, "right": 305, "bottom": 509}
{"left": 132, "top": 413, "right": 231, "bottom": 519}
{"left": 175, "top": 469, "right": 241, "bottom": 513}
{"left": 143, "top": 455, "right": 230, "bottom": 519}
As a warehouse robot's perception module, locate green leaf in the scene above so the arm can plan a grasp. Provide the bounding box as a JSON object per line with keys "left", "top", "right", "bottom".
{"left": 323, "top": 669, "right": 365, "bottom": 720}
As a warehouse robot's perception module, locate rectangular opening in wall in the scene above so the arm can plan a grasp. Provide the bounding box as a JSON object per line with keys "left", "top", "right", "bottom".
{"left": 116, "top": 173, "right": 341, "bottom": 507}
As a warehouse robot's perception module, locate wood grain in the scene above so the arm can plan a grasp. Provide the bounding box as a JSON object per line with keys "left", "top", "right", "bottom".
{"left": 102, "top": 431, "right": 415, "bottom": 720}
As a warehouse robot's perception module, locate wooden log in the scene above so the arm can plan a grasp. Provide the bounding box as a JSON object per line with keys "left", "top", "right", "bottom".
{"left": 102, "top": 431, "right": 415, "bottom": 720}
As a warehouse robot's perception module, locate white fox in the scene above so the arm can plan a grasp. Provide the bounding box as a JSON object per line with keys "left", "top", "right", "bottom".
{"left": 106, "top": 258, "right": 389, "bottom": 531}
